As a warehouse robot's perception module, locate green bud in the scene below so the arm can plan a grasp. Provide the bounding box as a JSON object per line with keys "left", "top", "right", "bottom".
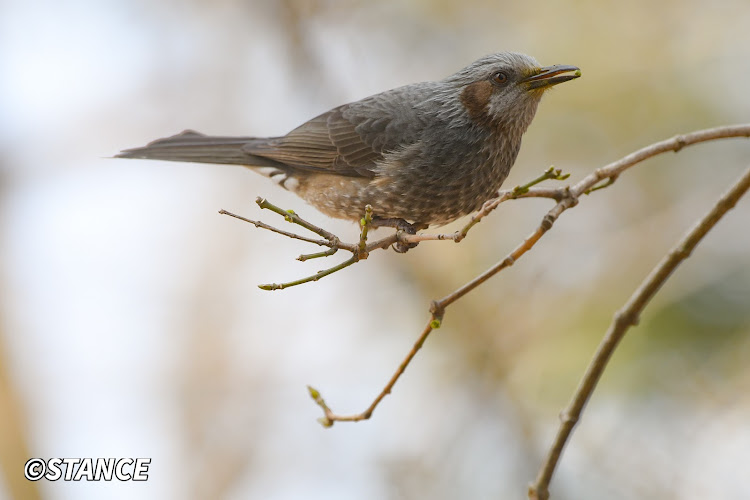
{"left": 317, "top": 417, "right": 334, "bottom": 428}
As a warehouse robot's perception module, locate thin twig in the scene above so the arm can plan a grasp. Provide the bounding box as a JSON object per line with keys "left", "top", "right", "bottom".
{"left": 528, "top": 165, "right": 750, "bottom": 500}
{"left": 258, "top": 206, "right": 374, "bottom": 290}
{"left": 223, "top": 167, "right": 571, "bottom": 288}
{"left": 436, "top": 193, "right": 577, "bottom": 311}
{"left": 569, "top": 124, "right": 750, "bottom": 197}
{"left": 256, "top": 196, "right": 340, "bottom": 243}
{"left": 417, "top": 167, "right": 570, "bottom": 245}
{"left": 309, "top": 124, "right": 750, "bottom": 426}
{"left": 508, "top": 187, "right": 568, "bottom": 201}
{"left": 297, "top": 247, "right": 338, "bottom": 262}
{"left": 457, "top": 167, "right": 569, "bottom": 240}
{"left": 308, "top": 320, "right": 436, "bottom": 426}
{"left": 259, "top": 254, "right": 360, "bottom": 290}
{"left": 219, "top": 209, "right": 333, "bottom": 248}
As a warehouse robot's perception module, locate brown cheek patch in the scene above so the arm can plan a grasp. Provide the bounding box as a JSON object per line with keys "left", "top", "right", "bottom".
{"left": 460, "top": 80, "right": 493, "bottom": 120}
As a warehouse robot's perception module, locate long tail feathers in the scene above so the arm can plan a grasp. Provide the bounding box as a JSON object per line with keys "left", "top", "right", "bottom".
{"left": 117, "top": 130, "right": 302, "bottom": 190}
{"left": 116, "top": 130, "right": 274, "bottom": 166}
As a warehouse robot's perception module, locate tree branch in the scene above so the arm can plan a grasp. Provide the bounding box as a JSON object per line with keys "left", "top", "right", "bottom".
{"left": 307, "top": 320, "right": 436, "bottom": 426}
{"left": 569, "top": 124, "right": 750, "bottom": 197}
{"left": 218, "top": 209, "right": 335, "bottom": 248}
{"left": 221, "top": 168, "right": 571, "bottom": 288}
{"left": 305, "top": 124, "right": 750, "bottom": 427}
{"left": 257, "top": 205, "right": 373, "bottom": 290}
{"left": 528, "top": 165, "right": 750, "bottom": 500}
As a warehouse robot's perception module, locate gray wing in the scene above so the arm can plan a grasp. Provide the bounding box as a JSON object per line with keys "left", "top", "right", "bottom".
{"left": 244, "top": 84, "right": 434, "bottom": 178}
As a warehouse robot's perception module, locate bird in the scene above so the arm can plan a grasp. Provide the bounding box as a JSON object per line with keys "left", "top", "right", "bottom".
{"left": 117, "top": 52, "right": 579, "bottom": 233}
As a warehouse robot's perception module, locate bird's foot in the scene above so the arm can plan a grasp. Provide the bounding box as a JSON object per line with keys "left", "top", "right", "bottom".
{"left": 371, "top": 217, "right": 427, "bottom": 253}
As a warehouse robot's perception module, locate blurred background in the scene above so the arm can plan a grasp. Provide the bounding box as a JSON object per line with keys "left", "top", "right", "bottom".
{"left": 1, "top": 0, "right": 750, "bottom": 498}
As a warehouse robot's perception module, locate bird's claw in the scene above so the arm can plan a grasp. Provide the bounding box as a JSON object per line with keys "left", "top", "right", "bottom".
{"left": 393, "top": 240, "right": 419, "bottom": 253}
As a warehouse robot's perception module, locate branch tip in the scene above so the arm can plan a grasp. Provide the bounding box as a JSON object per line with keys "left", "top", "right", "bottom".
{"left": 317, "top": 417, "right": 334, "bottom": 428}
{"left": 307, "top": 385, "right": 321, "bottom": 400}
{"left": 297, "top": 247, "right": 338, "bottom": 261}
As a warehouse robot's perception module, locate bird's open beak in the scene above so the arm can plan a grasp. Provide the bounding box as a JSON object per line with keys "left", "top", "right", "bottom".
{"left": 522, "top": 65, "right": 581, "bottom": 90}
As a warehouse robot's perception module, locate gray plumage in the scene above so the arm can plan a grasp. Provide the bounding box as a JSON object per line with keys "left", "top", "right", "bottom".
{"left": 118, "top": 52, "right": 579, "bottom": 227}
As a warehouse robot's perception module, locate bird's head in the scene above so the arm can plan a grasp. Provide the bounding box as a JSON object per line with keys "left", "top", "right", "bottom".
{"left": 447, "top": 52, "right": 580, "bottom": 135}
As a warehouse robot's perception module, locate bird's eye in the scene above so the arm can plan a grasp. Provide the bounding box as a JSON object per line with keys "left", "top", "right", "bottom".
{"left": 491, "top": 71, "right": 508, "bottom": 85}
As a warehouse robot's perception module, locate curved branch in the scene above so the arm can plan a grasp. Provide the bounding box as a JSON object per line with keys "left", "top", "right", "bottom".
{"left": 528, "top": 165, "right": 750, "bottom": 500}
{"left": 570, "top": 124, "right": 750, "bottom": 196}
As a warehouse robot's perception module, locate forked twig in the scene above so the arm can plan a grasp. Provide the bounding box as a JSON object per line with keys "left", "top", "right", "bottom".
{"left": 218, "top": 209, "right": 334, "bottom": 248}
{"left": 221, "top": 167, "right": 571, "bottom": 289}
{"left": 305, "top": 124, "right": 750, "bottom": 427}
{"left": 238, "top": 198, "right": 374, "bottom": 291}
